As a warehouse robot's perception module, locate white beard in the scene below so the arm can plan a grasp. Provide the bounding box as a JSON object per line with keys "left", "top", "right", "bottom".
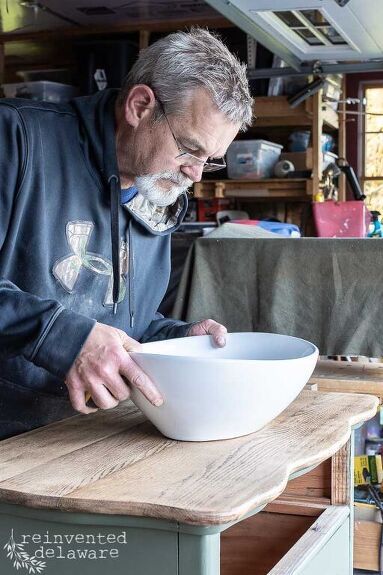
{"left": 134, "top": 171, "right": 193, "bottom": 207}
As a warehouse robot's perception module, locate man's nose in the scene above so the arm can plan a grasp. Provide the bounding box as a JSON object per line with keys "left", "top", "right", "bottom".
{"left": 181, "top": 163, "right": 204, "bottom": 183}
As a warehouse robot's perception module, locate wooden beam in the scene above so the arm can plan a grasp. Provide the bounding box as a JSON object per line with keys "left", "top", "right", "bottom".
{"left": 265, "top": 495, "right": 329, "bottom": 517}
{"left": 194, "top": 179, "right": 310, "bottom": 200}
{"left": 312, "top": 89, "right": 324, "bottom": 198}
{"left": 0, "top": 16, "right": 232, "bottom": 44}
{"left": 139, "top": 30, "right": 150, "bottom": 51}
{"left": 331, "top": 440, "right": 350, "bottom": 505}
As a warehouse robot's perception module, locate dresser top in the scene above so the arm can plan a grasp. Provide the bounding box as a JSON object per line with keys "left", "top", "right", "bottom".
{"left": 0, "top": 390, "right": 377, "bottom": 525}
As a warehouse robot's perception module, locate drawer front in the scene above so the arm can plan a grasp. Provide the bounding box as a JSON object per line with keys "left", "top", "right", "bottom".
{"left": 221, "top": 505, "right": 350, "bottom": 575}
{"left": 298, "top": 520, "right": 350, "bottom": 575}
{"left": 268, "top": 506, "right": 350, "bottom": 575}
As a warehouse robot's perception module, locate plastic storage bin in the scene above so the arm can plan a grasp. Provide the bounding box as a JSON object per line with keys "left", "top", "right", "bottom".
{"left": 2, "top": 81, "right": 78, "bottom": 103}
{"left": 232, "top": 219, "right": 301, "bottom": 237}
{"left": 289, "top": 131, "right": 334, "bottom": 152}
{"left": 226, "top": 139, "right": 283, "bottom": 180}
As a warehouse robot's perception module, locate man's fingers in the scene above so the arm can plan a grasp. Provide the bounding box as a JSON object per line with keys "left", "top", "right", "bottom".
{"left": 65, "top": 325, "right": 161, "bottom": 413}
{"left": 116, "top": 329, "right": 142, "bottom": 353}
{"left": 190, "top": 319, "right": 227, "bottom": 347}
{"left": 67, "top": 381, "right": 98, "bottom": 415}
{"left": 120, "top": 354, "right": 163, "bottom": 407}
{"left": 101, "top": 373, "right": 131, "bottom": 403}
{"left": 208, "top": 321, "right": 227, "bottom": 347}
{"left": 87, "top": 381, "right": 120, "bottom": 410}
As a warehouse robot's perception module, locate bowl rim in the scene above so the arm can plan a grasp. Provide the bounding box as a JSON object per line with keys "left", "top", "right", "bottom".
{"left": 131, "top": 332, "right": 319, "bottom": 363}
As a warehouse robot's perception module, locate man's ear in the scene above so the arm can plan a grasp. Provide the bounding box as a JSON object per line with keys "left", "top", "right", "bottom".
{"left": 123, "top": 85, "right": 156, "bottom": 128}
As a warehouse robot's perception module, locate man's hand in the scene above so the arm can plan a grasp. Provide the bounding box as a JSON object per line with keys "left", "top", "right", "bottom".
{"left": 65, "top": 322, "right": 163, "bottom": 415}
{"left": 187, "top": 319, "right": 227, "bottom": 347}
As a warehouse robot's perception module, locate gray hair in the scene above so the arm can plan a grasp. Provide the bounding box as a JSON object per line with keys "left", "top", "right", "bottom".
{"left": 119, "top": 28, "right": 253, "bottom": 131}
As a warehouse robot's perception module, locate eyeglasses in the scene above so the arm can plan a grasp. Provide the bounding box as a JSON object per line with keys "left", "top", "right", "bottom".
{"left": 156, "top": 97, "right": 226, "bottom": 173}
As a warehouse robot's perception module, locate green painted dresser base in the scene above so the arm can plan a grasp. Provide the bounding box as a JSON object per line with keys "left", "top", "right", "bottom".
{"left": 0, "top": 502, "right": 351, "bottom": 575}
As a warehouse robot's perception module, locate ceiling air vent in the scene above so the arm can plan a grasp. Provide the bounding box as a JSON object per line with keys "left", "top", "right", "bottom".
{"left": 204, "top": 0, "right": 383, "bottom": 67}
{"left": 274, "top": 10, "right": 348, "bottom": 47}
{"left": 77, "top": 6, "right": 116, "bottom": 16}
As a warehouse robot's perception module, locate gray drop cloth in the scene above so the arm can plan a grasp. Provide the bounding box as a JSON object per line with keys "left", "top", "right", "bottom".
{"left": 172, "top": 236, "right": 383, "bottom": 356}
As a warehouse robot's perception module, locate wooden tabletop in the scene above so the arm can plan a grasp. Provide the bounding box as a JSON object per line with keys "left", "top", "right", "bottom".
{"left": 0, "top": 391, "right": 377, "bottom": 525}
{"left": 311, "top": 359, "right": 383, "bottom": 398}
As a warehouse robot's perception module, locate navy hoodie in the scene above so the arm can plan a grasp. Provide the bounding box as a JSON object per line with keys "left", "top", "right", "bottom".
{"left": 0, "top": 88, "right": 192, "bottom": 438}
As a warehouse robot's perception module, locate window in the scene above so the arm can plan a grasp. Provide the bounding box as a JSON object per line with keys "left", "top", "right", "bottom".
{"left": 274, "top": 10, "right": 348, "bottom": 47}
{"left": 360, "top": 84, "right": 383, "bottom": 212}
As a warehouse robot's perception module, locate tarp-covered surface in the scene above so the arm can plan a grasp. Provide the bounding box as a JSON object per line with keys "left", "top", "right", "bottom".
{"left": 172, "top": 236, "right": 383, "bottom": 356}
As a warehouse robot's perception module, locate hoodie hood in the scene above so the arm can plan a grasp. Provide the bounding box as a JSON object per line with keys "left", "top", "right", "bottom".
{"left": 70, "top": 88, "right": 188, "bottom": 314}
{"left": 70, "top": 88, "right": 188, "bottom": 235}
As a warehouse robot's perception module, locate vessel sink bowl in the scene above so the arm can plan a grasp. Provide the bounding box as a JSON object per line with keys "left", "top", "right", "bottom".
{"left": 130, "top": 332, "right": 318, "bottom": 441}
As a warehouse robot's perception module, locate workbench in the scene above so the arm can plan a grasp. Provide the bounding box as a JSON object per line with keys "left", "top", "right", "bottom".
{"left": 0, "top": 390, "right": 377, "bottom": 575}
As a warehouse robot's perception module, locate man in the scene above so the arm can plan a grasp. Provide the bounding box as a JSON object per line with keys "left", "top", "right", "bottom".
{"left": 0, "top": 28, "right": 253, "bottom": 439}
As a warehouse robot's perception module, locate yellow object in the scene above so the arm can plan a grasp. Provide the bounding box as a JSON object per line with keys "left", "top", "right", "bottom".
{"left": 313, "top": 190, "right": 325, "bottom": 202}
{"left": 354, "top": 455, "right": 371, "bottom": 485}
{"left": 354, "top": 455, "right": 383, "bottom": 485}
{"left": 377, "top": 454, "right": 383, "bottom": 483}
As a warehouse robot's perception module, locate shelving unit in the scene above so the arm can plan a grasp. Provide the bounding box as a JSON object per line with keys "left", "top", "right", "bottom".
{"left": 253, "top": 94, "right": 339, "bottom": 130}
{"left": 194, "top": 178, "right": 310, "bottom": 200}
{"left": 194, "top": 91, "right": 347, "bottom": 204}
{"left": 310, "top": 360, "right": 383, "bottom": 572}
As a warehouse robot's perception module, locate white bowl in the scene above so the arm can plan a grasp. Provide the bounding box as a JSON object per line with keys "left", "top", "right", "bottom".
{"left": 130, "top": 332, "right": 318, "bottom": 442}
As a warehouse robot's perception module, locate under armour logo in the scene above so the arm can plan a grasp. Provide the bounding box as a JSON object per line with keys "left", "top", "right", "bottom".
{"left": 94, "top": 69, "right": 108, "bottom": 91}
{"left": 53, "top": 221, "right": 127, "bottom": 306}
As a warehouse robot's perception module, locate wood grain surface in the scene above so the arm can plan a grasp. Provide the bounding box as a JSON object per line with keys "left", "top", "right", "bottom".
{"left": 0, "top": 391, "right": 377, "bottom": 525}
{"left": 311, "top": 359, "right": 383, "bottom": 397}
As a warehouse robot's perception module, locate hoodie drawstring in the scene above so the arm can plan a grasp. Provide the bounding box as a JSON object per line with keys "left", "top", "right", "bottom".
{"left": 109, "top": 174, "right": 120, "bottom": 315}
{"left": 128, "top": 222, "right": 135, "bottom": 329}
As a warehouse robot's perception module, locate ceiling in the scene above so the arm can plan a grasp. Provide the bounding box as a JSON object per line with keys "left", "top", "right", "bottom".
{"left": 0, "top": 0, "right": 221, "bottom": 36}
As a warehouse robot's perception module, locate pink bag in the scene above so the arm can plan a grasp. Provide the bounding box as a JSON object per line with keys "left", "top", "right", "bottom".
{"left": 313, "top": 201, "right": 370, "bottom": 238}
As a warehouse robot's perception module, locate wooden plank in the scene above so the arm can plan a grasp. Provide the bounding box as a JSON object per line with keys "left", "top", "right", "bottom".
{"left": 265, "top": 494, "right": 330, "bottom": 517}
{"left": 283, "top": 460, "right": 331, "bottom": 500}
{"left": 323, "top": 106, "right": 339, "bottom": 130}
{"left": 0, "top": 401, "right": 144, "bottom": 482}
{"left": 313, "top": 359, "right": 383, "bottom": 379}
{"left": 254, "top": 96, "right": 338, "bottom": 130}
{"left": 139, "top": 30, "right": 150, "bottom": 51}
{"left": 0, "top": 16, "right": 231, "bottom": 43}
{"left": 315, "top": 377, "right": 383, "bottom": 397}
{"left": 311, "top": 89, "right": 323, "bottom": 198}
{"left": 193, "top": 179, "right": 309, "bottom": 200}
{"left": 255, "top": 96, "right": 310, "bottom": 120}
{"left": 331, "top": 439, "right": 350, "bottom": 505}
{"left": 255, "top": 116, "right": 318, "bottom": 128}
{"left": 354, "top": 519, "right": 380, "bottom": 571}
{"left": 0, "top": 392, "right": 377, "bottom": 524}
{"left": 310, "top": 359, "right": 383, "bottom": 398}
